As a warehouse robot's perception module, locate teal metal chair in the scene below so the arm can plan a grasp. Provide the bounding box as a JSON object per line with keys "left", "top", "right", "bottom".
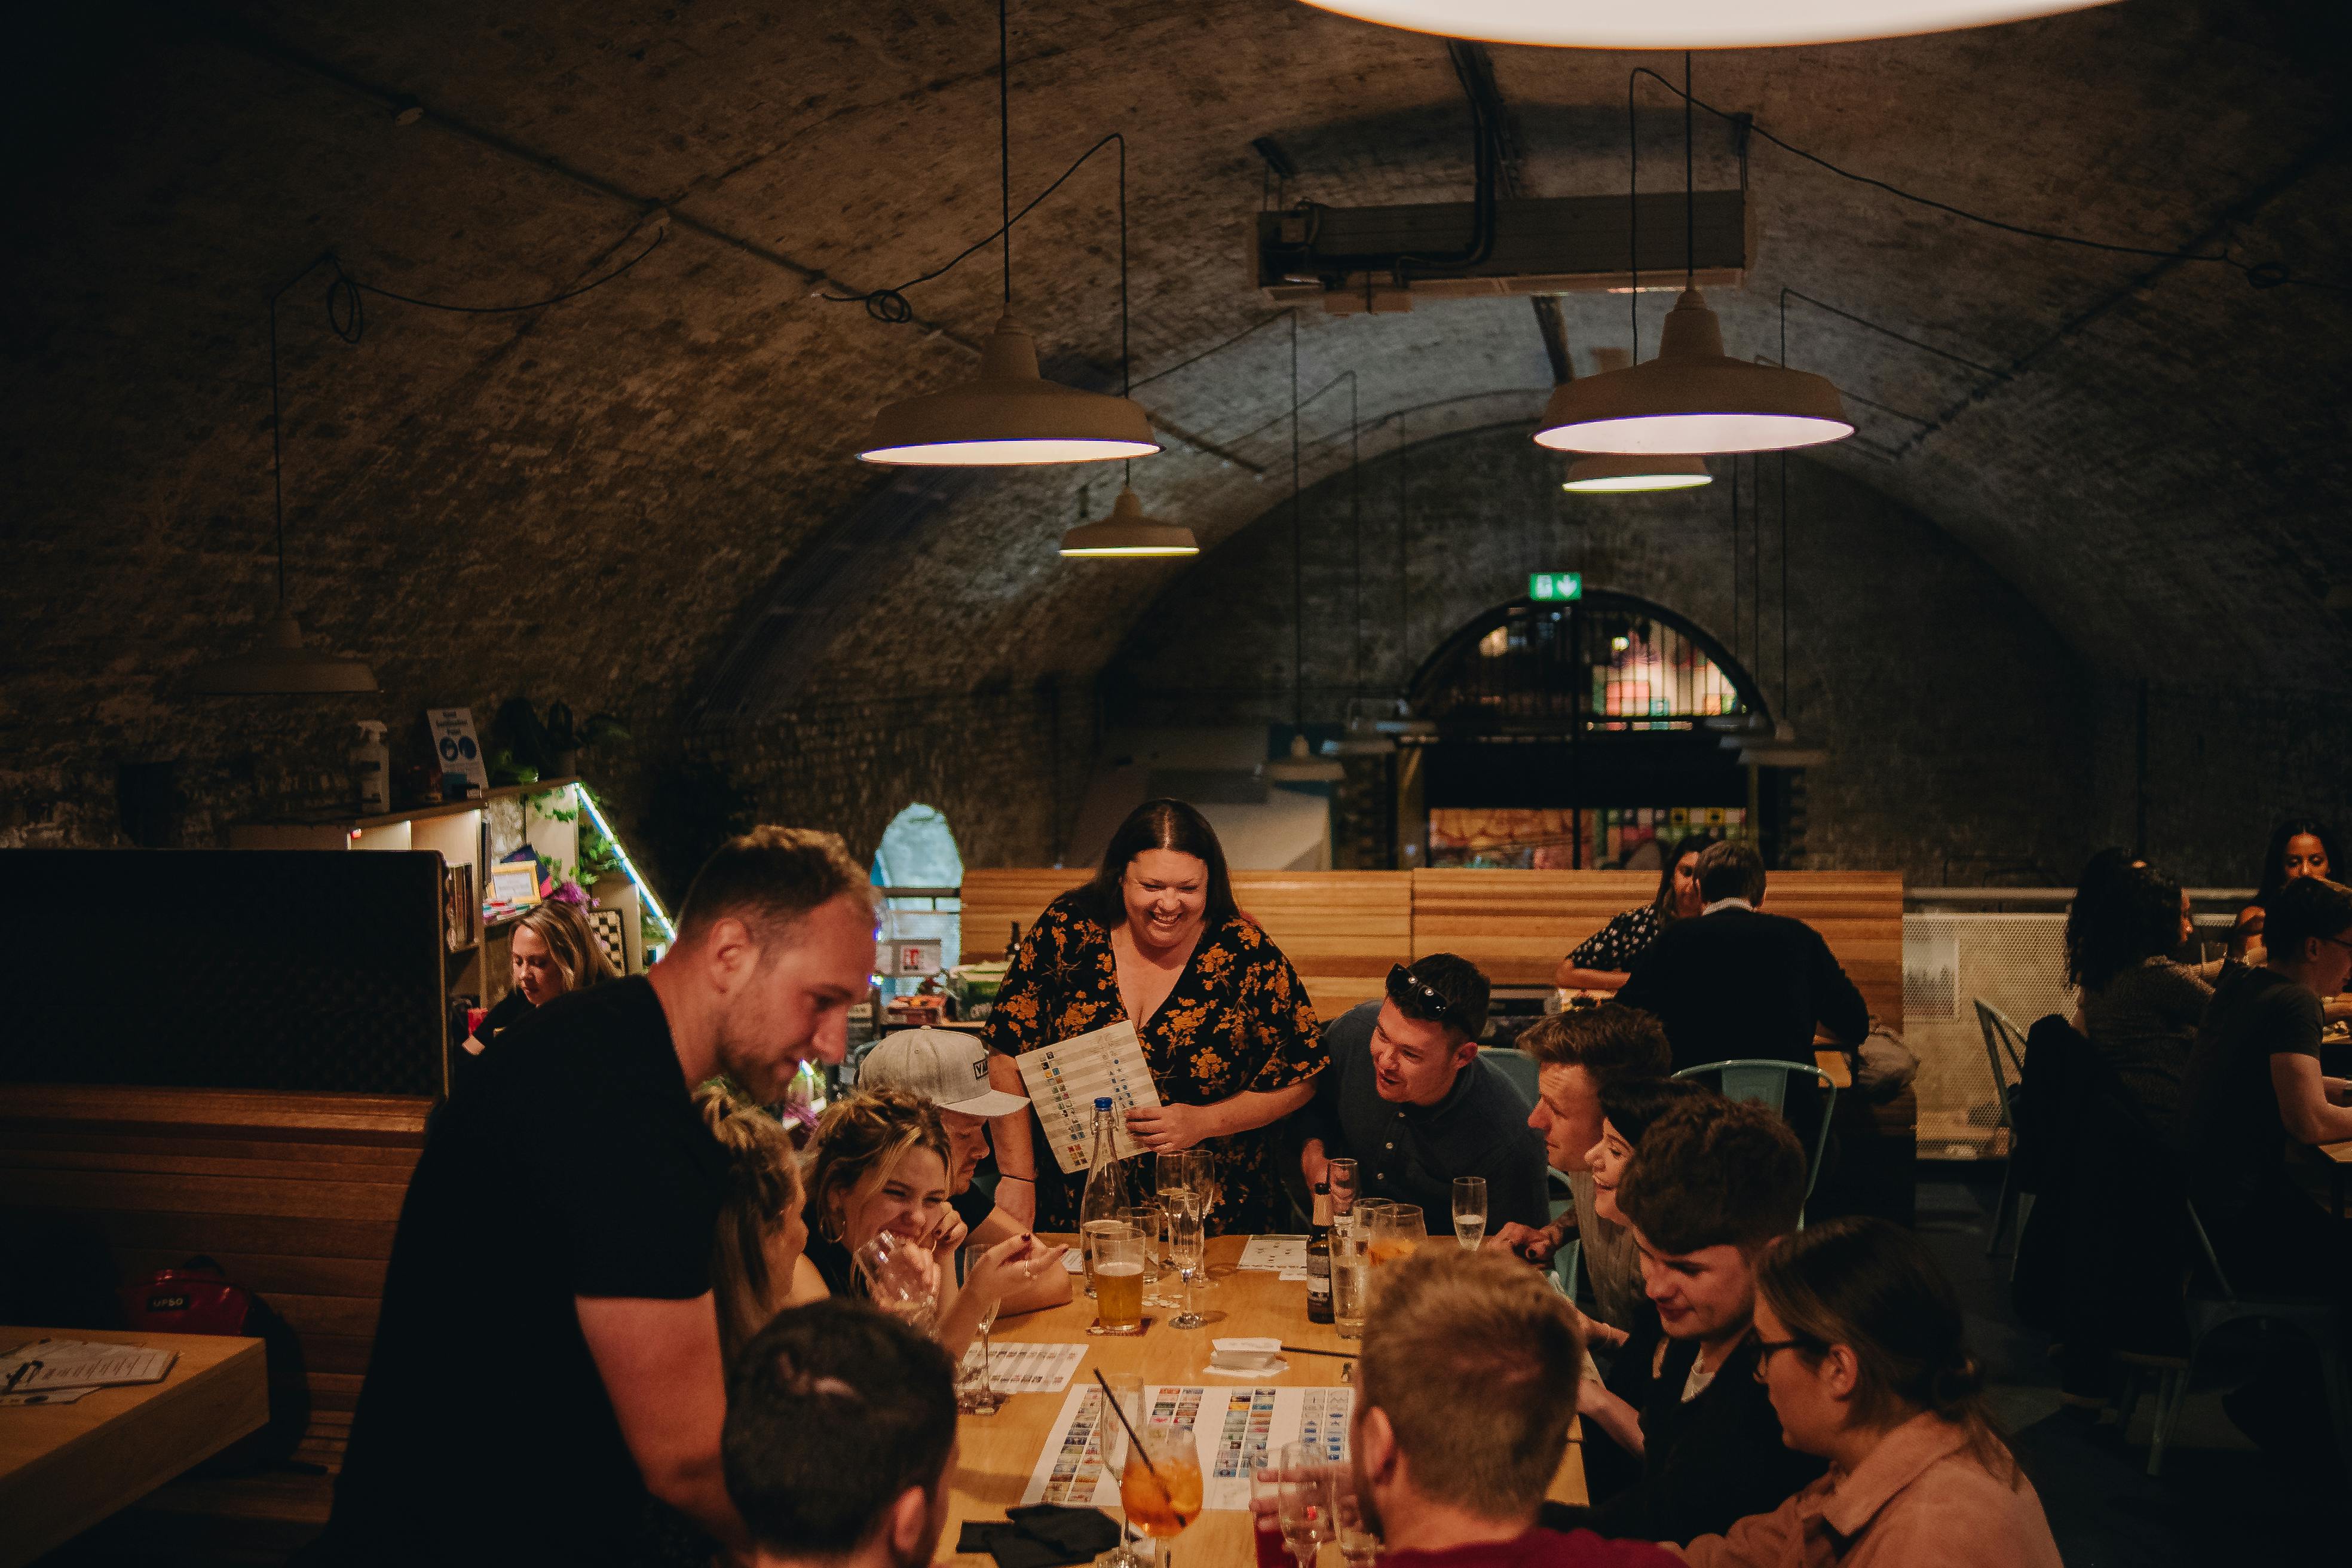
{"left": 1551, "top": 1236, "right": 1583, "bottom": 1304}
{"left": 1974, "top": 999, "right": 2032, "bottom": 1265}
{"left": 1479, "top": 1045, "right": 1540, "bottom": 1111}
{"left": 1671, "top": 1058, "right": 1839, "bottom": 1211}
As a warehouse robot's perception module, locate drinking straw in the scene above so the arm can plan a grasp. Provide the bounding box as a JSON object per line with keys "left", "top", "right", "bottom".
{"left": 1091, "top": 1368, "right": 1167, "bottom": 1486}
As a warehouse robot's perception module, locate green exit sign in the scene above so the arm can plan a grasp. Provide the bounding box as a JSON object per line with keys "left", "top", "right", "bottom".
{"left": 1529, "top": 572, "right": 1584, "bottom": 602}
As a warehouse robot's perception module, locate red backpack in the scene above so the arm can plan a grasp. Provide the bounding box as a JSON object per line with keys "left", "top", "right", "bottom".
{"left": 121, "top": 1257, "right": 313, "bottom": 1472}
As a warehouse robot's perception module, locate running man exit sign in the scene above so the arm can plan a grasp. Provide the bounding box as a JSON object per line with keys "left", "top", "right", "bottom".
{"left": 1529, "top": 572, "right": 1584, "bottom": 602}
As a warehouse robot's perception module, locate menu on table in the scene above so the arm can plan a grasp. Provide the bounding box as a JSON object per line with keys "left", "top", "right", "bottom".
{"left": 1014, "top": 1021, "right": 1163, "bottom": 1176}
{"left": 1022, "top": 1383, "right": 1353, "bottom": 1511}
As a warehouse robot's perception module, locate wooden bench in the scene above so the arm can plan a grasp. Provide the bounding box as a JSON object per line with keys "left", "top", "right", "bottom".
{"left": 0, "top": 1085, "right": 428, "bottom": 1559}
{"left": 958, "top": 869, "right": 1415, "bottom": 1019}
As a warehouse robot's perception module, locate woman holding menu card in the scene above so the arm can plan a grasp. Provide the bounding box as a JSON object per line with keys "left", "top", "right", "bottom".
{"left": 984, "top": 799, "right": 1325, "bottom": 1234}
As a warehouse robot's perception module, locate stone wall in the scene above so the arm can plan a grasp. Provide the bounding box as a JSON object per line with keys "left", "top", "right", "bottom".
{"left": 1104, "top": 422, "right": 2102, "bottom": 885}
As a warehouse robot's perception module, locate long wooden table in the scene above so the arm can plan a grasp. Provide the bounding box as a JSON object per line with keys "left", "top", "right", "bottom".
{"left": 0, "top": 1326, "right": 268, "bottom": 1568}
{"left": 942, "top": 1236, "right": 1585, "bottom": 1566}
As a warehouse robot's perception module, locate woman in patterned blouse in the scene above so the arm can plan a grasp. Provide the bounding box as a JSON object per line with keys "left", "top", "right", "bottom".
{"left": 981, "top": 800, "right": 1325, "bottom": 1235}
{"left": 1554, "top": 832, "right": 1715, "bottom": 993}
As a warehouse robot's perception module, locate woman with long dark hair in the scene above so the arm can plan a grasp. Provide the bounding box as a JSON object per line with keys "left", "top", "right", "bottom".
{"left": 981, "top": 800, "right": 1325, "bottom": 1233}
{"left": 1681, "top": 1218, "right": 2061, "bottom": 1567}
{"left": 1554, "top": 831, "right": 1716, "bottom": 993}
{"left": 2232, "top": 817, "right": 2347, "bottom": 958}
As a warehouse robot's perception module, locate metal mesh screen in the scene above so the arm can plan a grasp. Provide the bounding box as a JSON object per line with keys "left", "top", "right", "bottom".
{"left": 1903, "top": 913, "right": 2074, "bottom": 1158}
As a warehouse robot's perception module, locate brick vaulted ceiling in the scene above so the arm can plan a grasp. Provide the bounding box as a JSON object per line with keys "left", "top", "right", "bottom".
{"left": 7, "top": 0, "right": 2351, "bottom": 754}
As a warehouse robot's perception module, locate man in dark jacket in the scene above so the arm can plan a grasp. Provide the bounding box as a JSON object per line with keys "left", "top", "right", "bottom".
{"left": 1614, "top": 841, "right": 1869, "bottom": 1071}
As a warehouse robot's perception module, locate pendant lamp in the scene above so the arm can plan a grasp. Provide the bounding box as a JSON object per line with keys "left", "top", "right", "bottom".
{"left": 1559, "top": 349, "right": 1715, "bottom": 491}
{"left": 1538, "top": 289, "right": 1851, "bottom": 455}
{"left": 857, "top": 1, "right": 1157, "bottom": 467}
{"left": 193, "top": 267, "right": 378, "bottom": 696}
{"left": 1059, "top": 484, "right": 1198, "bottom": 556}
{"left": 1538, "top": 57, "right": 1849, "bottom": 458}
{"left": 1293, "top": 0, "right": 2121, "bottom": 50}
{"left": 1266, "top": 731, "right": 1347, "bottom": 783}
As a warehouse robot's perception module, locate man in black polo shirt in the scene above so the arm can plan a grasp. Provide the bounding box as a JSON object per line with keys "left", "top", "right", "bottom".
{"left": 323, "top": 827, "right": 881, "bottom": 1567}
{"left": 1614, "top": 840, "right": 1868, "bottom": 1071}
{"left": 1298, "top": 954, "right": 1550, "bottom": 1235}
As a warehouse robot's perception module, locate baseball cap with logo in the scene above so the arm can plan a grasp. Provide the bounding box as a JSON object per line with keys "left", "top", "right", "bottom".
{"left": 859, "top": 1028, "right": 1031, "bottom": 1117}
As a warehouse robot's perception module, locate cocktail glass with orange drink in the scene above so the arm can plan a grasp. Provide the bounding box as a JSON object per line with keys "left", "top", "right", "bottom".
{"left": 1120, "top": 1424, "right": 1203, "bottom": 1568}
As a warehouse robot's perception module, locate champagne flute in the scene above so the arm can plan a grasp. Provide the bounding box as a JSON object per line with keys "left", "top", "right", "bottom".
{"left": 1165, "top": 1189, "right": 1208, "bottom": 1330}
{"left": 956, "top": 1242, "right": 1003, "bottom": 1414}
{"left": 1334, "top": 1477, "right": 1378, "bottom": 1568}
{"left": 1326, "top": 1157, "right": 1361, "bottom": 1221}
{"left": 1120, "top": 1423, "right": 1203, "bottom": 1568}
{"left": 1276, "top": 1443, "right": 1334, "bottom": 1568}
{"left": 1451, "top": 1177, "right": 1488, "bottom": 1250}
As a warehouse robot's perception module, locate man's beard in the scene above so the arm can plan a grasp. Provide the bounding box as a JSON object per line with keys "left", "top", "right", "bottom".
{"left": 1350, "top": 1451, "right": 1383, "bottom": 1540}
{"left": 712, "top": 1006, "right": 808, "bottom": 1104}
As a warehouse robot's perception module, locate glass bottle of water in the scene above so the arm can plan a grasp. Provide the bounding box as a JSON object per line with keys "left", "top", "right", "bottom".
{"left": 1077, "top": 1096, "right": 1130, "bottom": 1298}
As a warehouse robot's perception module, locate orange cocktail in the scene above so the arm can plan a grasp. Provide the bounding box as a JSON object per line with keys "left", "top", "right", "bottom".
{"left": 1366, "top": 1239, "right": 1419, "bottom": 1267}
{"left": 1120, "top": 1440, "right": 1204, "bottom": 1539}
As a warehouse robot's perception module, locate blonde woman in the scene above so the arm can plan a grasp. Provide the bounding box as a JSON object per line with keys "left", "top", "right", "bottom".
{"left": 793, "top": 1088, "right": 1062, "bottom": 1358}
{"left": 457, "top": 901, "right": 617, "bottom": 1093}
{"left": 693, "top": 1082, "right": 810, "bottom": 1362}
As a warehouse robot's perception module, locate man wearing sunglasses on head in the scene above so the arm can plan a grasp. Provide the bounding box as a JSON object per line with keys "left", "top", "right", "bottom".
{"left": 1297, "top": 955, "right": 1551, "bottom": 1236}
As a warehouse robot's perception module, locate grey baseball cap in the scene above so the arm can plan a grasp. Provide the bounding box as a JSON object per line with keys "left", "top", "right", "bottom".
{"left": 861, "top": 1027, "right": 1031, "bottom": 1116}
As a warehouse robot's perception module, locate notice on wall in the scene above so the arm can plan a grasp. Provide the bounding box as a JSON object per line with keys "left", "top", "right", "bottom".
{"left": 425, "top": 708, "right": 488, "bottom": 801}
{"left": 1021, "top": 1383, "right": 1352, "bottom": 1511}
{"left": 1015, "top": 1021, "right": 1163, "bottom": 1176}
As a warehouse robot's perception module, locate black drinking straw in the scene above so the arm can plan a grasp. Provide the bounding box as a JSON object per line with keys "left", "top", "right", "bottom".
{"left": 1091, "top": 1369, "right": 1166, "bottom": 1487}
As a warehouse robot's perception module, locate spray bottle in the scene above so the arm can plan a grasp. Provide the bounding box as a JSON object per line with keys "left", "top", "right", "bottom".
{"left": 350, "top": 721, "right": 390, "bottom": 815}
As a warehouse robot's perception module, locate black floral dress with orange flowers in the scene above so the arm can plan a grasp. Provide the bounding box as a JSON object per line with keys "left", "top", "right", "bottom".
{"left": 984, "top": 892, "right": 1325, "bottom": 1235}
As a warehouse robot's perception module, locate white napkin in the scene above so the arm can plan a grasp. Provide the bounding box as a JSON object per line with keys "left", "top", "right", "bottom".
{"left": 1209, "top": 1336, "right": 1285, "bottom": 1373}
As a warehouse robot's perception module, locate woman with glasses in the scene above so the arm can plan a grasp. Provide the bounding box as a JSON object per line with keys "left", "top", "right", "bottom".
{"left": 1682, "top": 1217, "right": 2060, "bottom": 1567}
{"left": 981, "top": 799, "right": 1325, "bottom": 1235}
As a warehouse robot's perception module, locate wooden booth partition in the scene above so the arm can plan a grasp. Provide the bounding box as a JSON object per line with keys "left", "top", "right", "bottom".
{"left": 1411, "top": 868, "right": 1907, "bottom": 1030}
{"left": 957, "top": 870, "right": 1414, "bottom": 1021}
{"left": 0, "top": 1085, "right": 430, "bottom": 1552}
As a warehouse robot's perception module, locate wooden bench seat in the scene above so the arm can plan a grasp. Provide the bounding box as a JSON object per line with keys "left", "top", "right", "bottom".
{"left": 2, "top": 1085, "right": 428, "bottom": 1561}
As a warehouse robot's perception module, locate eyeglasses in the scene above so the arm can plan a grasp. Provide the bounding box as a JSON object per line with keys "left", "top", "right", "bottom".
{"left": 1751, "top": 1336, "right": 1823, "bottom": 1380}
{"left": 1386, "top": 963, "right": 1459, "bottom": 1028}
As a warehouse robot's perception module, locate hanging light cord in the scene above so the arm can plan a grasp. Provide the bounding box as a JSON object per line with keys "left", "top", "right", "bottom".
{"left": 1628, "top": 66, "right": 2344, "bottom": 294}
{"left": 1000, "top": 0, "right": 1012, "bottom": 307}
{"left": 259, "top": 230, "right": 662, "bottom": 601}
{"left": 820, "top": 132, "right": 1131, "bottom": 323}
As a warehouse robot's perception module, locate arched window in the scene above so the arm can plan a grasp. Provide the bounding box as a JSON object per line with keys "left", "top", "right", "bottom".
{"left": 872, "top": 804, "right": 963, "bottom": 988}
{"left": 1407, "top": 592, "right": 1774, "bottom": 870}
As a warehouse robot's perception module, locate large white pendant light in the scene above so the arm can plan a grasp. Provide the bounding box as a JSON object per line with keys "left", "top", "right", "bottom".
{"left": 1294, "top": 0, "right": 2121, "bottom": 50}
{"left": 857, "top": 0, "right": 1157, "bottom": 467}
{"left": 1558, "top": 351, "right": 1714, "bottom": 491}
{"left": 1538, "top": 289, "right": 1851, "bottom": 454}
{"left": 1059, "top": 485, "right": 1198, "bottom": 556}
{"left": 1538, "top": 57, "right": 1851, "bottom": 458}
{"left": 194, "top": 274, "right": 378, "bottom": 696}
{"left": 1266, "top": 731, "right": 1348, "bottom": 783}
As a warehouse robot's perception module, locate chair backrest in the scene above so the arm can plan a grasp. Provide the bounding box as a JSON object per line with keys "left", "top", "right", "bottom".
{"left": 1479, "top": 1046, "right": 1540, "bottom": 1111}
{"left": 1975, "top": 999, "right": 2028, "bottom": 1088}
{"left": 1671, "top": 1058, "right": 1840, "bottom": 1204}
{"left": 2182, "top": 1196, "right": 2238, "bottom": 1302}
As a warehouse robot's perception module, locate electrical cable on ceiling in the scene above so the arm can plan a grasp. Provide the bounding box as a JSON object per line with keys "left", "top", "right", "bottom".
{"left": 302, "top": 228, "right": 668, "bottom": 344}
{"left": 1628, "top": 67, "right": 2347, "bottom": 295}
{"left": 822, "top": 132, "right": 1131, "bottom": 323}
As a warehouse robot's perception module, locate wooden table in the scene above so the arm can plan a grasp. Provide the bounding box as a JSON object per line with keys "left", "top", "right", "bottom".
{"left": 0, "top": 1327, "right": 268, "bottom": 1568}
{"left": 942, "top": 1236, "right": 1585, "bottom": 1566}
{"left": 1813, "top": 1050, "right": 1852, "bottom": 1090}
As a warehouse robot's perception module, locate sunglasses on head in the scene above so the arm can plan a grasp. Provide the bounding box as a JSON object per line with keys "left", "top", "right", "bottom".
{"left": 1386, "top": 963, "right": 1460, "bottom": 1028}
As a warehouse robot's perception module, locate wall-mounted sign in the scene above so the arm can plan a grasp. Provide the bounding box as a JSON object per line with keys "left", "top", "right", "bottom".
{"left": 889, "top": 939, "right": 944, "bottom": 977}
{"left": 1529, "top": 572, "right": 1584, "bottom": 602}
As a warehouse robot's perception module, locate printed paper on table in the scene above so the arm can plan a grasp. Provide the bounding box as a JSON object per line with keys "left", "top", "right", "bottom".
{"left": 1015, "top": 1020, "right": 1164, "bottom": 1176}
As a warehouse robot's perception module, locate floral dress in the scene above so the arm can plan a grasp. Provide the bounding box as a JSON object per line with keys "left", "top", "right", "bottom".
{"left": 1566, "top": 904, "right": 1667, "bottom": 973}
{"left": 984, "top": 892, "right": 1325, "bottom": 1235}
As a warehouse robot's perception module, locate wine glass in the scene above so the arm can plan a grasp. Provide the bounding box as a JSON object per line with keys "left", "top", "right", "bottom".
{"left": 1368, "top": 1204, "right": 1425, "bottom": 1269}
{"left": 1326, "top": 1157, "right": 1361, "bottom": 1221}
{"left": 854, "top": 1231, "right": 938, "bottom": 1330}
{"left": 1276, "top": 1442, "right": 1334, "bottom": 1568}
{"left": 1120, "top": 1423, "right": 1203, "bottom": 1568}
{"left": 1104, "top": 1374, "right": 1148, "bottom": 1568}
{"left": 1159, "top": 1150, "right": 1219, "bottom": 1290}
{"left": 1333, "top": 1477, "right": 1378, "bottom": 1568}
{"left": 956, "top": 1242, "right": 1003, "bottom": 1414}
{"left": 1451, "top": 1177, "right": 1488, "bottom": 1250}
{"left": 1165, "top": 1190, "right": 1208, "bottom": 1330}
